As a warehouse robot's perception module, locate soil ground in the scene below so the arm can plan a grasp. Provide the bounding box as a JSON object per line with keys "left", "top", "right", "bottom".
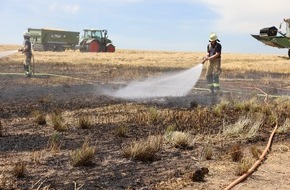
{"left": 0, "top": 49, "right": 290, "bottom": 190}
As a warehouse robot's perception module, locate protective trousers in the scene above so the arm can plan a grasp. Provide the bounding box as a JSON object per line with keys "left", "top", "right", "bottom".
{"left": 206, "top": 59, "right": 221, "bottom": 93}
{"left": 23, "top": 53, "right": 32, "bottom": 77}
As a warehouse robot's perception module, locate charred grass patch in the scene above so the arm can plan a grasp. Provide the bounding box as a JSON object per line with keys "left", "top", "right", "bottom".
{"left": 1, "top": 90, "right": 290, "bottom": 189}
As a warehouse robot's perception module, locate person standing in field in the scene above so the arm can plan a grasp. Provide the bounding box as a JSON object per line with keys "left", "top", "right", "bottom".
{"left": 202, "top": 32, "right": 222, "bottom": 93}
{"left": 18, "top": 32, "right": 32, "bottom": 77}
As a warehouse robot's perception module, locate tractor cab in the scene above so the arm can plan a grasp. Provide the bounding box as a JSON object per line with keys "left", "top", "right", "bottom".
{"left": 78, "top": 29, "right": 115, "bottom": 52}
{"left": 83, "top": 29, "right": 107, "bottom": 40}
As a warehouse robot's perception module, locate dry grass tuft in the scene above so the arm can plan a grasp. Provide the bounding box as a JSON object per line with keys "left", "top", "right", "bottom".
{"left": 12, "top": 160, "right": 27, "bottom": 178}
{"left": 245, "top": 115, "right": 264, "bottom": 138}
{"left": 34, "top": 111, "right": 47, "bottom": 125}
{"left": 0, "top": 120, "right": 3, "bottom": 137}
{"left": 51, "top": 110, "right": 67, "bottom": 132}
{"left": 70, "top": 139, "right": 96, "bottom": 167}
{"left": 78, "top": 115, "right": 92, "bottom": 129}
{"left": 31, "top": 150, "right": 44, "bottom": 165}
{"left": 148, "top": 107, "right": 160, "bottom": 124}
{"left": 250, "top": 146, "right": 263, "bottom": 160}
{"left": 122, "top": 135, "right": 163, "bottom": 162}
{"left": 165, "top": 131, "right": 192, "bottom": 149}
{"left": 277, "top": 118, "right": 290, "bottom": 134}
{"left": 230, "top": 144, "right": 243, "bottom": 162}
{"left": 0, "top": 170, "right": 8, "bottom": 188}
{"left": 223, "top": 115, "right": 251, "bottom": 137}
{"left": 235, "top": 157, "right": 254, "bottom": 176}
{"left": 47, "top": 133, "right": 62, "bottom": 153}
{"left": 223, "top": 114, "right": 263, "bottom": 139}
{"left": 203, "top": 144, "right": 214, "bottom": 160}
{"left": 165, "top": 124, "right": 176, "bottom": 133}
{"left": 115, "top": 124, "right": 129, "bottom": 137}
{"left": 213, "top": 100, "right": 229, "bottom": 116}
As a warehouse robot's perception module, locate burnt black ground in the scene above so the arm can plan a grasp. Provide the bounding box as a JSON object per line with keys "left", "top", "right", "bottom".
{"left": 1, "top": 61, "right": 290, "bottom": 189}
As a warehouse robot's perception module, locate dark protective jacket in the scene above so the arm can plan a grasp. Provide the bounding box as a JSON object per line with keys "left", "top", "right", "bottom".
{"left": 23, "top": 39, "right": 32, "bottom": 58}
{"left": 207, "top": 42, "right": 222, "bottom": 58}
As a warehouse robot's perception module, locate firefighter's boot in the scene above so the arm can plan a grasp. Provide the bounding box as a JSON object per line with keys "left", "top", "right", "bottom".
{"left": 206, "top": 75, "right": 214, "bottom": 93}
{"left": 24, "top": 65, "right": 31, "bottom": 77}
{"left": 213, "top": 74, "right": 220, "bottom": 93}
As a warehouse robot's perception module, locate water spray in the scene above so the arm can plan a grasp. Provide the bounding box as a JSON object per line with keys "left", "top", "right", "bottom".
{"left": 113, "top": 63, "right": 203, "bottom": 99}
{"left": 0, "top": 50, "right": 18, "bottom": 58}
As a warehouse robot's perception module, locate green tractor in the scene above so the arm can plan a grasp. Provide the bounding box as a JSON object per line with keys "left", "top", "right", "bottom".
{"left": 78, "top": 29, "right": 115, "bottom": 52}
{"left": 251, "top": 18, "right": 290, "bottom": 58}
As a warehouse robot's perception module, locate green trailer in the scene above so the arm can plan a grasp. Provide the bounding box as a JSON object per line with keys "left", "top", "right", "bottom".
{"left": 27, "top": 28, "right": 80, "bottom": 52}
{"left": 251, "top": 18, "right": 290, "bottom": 57}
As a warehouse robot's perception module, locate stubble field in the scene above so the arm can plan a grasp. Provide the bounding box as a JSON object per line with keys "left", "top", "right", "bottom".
{"left": 0, "top": 44, "right": 290, "bottom": 190}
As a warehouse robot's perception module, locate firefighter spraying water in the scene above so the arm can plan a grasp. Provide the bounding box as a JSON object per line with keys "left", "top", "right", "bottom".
{"left": 111, "top": 33, "right": 222, "bottom": 99}
{"left": 202, "top": 32, "right": 222, "bottom": 94}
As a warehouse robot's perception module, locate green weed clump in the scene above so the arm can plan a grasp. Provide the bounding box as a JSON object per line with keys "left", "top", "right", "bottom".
{"left": 122, "top": 135, "right": 163, "bottom": 162}
{"left": 70, "top": 139, "right": 96, "bottom": 167}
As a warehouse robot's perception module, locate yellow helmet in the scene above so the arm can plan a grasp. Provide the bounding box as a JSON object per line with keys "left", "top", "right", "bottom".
{"left": 209, "top": 33, "right": 218, "bottom": 42}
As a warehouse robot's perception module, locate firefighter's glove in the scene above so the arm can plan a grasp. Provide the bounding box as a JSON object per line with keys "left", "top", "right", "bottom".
{"left": 202, "top": 57, "right": 208, "bottom": 64}
{"left": 18, "top": 48, "right": 24, "bottom": 52}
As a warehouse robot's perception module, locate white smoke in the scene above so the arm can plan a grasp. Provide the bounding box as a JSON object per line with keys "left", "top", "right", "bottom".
{"left": 113, "top": 63, "right": 203, "bottom": 99}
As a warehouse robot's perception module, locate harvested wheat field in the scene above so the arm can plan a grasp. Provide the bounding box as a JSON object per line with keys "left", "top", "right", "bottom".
{"left": 0, "top": 44, "right": 290, "bottom": 190}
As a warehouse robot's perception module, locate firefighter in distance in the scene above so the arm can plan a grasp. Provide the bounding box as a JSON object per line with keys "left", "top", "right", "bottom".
{"left": 19, "top": 32, "right": 33, "bottom": 77}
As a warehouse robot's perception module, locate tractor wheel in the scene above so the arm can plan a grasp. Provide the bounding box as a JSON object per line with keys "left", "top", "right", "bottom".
{"left": 88, "top": 40, "right": 101, "bottom": 52}
{"left": 106, "top": 44, "right": 115, "bottom": 52}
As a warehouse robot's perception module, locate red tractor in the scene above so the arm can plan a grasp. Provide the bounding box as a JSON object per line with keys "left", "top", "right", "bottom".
{"left": 78, "top": 29, "right": 115, "bottom": 52}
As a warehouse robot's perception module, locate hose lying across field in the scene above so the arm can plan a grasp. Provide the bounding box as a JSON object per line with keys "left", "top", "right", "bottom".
{"left": 224, "top": 123, "right": 278, "bottom": 190}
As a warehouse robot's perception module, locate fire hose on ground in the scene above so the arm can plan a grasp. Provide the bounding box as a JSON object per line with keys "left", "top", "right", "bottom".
{"left": 224, "top": 123, "right": 278, "bottom": 190}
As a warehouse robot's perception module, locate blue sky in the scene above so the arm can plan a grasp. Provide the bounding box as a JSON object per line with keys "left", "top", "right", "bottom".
{"left": 1, "top": 0, "right": 290, "bottom": 55}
